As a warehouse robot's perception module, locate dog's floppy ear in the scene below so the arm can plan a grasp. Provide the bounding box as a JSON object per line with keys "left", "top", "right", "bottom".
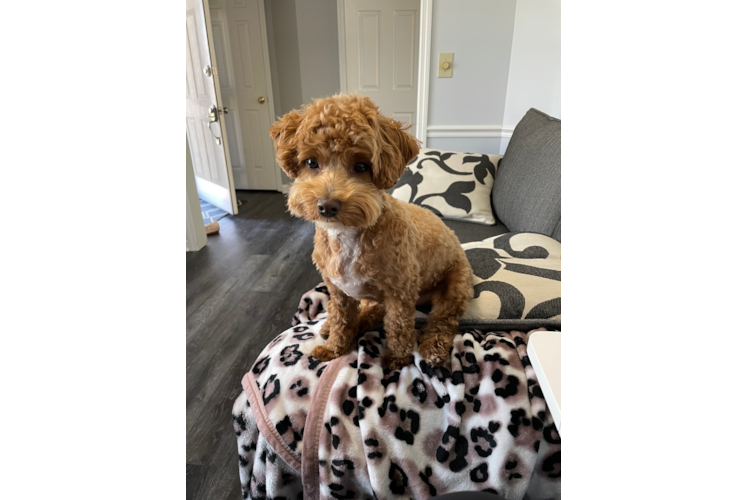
{"left": 373, "top": 116, "right": 421, "bottom": 190}
{"left": 269, "top": 109, "right": 305, "bottom": 178}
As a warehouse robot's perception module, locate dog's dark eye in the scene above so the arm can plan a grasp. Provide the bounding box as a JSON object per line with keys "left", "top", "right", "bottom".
{"left": 306, "top": 158, "right": 319, "bottom": 170}
{"left": 354, "top": 162, "right": 370, "bottom": 173}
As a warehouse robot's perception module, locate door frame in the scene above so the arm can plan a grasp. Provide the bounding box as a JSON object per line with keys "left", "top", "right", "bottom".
{"left": 414, "top": 0, "right": 433, "bottom": 146}
{"left": 336, "top": 0, "right": 433, "bottom": 145}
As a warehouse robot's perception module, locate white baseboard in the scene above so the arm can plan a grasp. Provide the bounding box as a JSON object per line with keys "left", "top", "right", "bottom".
{"left": 426, "top": 125, "right": 514, "bottom": 139}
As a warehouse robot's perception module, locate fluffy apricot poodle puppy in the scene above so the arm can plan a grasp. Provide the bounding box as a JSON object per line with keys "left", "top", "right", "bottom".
{"left": 269, "top": 94, "right": 473, "bottom": 370}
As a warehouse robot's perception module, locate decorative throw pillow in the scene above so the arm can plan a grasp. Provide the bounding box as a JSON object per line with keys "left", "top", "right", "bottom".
{"left": 391, "top": 149, "right": 502, "bottom": 225}
{"left": 491, "top": 108, "right": 561, "bottom": 239}
{"left": 460, "top": 232, "right": 561, "bottom": 321}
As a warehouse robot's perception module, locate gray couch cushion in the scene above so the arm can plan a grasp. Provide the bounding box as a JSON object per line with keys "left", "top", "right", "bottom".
{"left": 551, "top": 219, "right": 561, "bottom": 241}
{"left": 492, "top": 108, "right": 561, "bottom": 241}
{"left": 442, "top": 218, "right": 509, "bottom": 244}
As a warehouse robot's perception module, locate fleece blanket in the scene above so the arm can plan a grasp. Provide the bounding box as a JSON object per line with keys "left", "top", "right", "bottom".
{"left": 233, "top": 285, "right": 561, "bottom": 500}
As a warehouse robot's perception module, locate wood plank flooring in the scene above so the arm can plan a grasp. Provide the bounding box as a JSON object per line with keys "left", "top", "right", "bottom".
{"left": 186, "top": 191, "right": 321, "bottom": 500}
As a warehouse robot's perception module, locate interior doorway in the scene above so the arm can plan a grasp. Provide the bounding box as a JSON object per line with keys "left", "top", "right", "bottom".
{"left": 186, "top": 0, "right": 239, "bottom": 215}
{"left": 187, "top": 0, "right": 428, "bottom": 249}
{"left": 208, "top": 0, "right": 281, "bottom": 192}
{"left": 208, "top": 0, "right": 282, "bottom": 191}
{"left": 186, "top": 0, "right": 281, "bottom": 222}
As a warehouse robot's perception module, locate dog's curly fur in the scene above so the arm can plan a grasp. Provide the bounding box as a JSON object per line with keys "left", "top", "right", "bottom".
{"left": 269, "top": 94, "right": 473, "bottom": 370}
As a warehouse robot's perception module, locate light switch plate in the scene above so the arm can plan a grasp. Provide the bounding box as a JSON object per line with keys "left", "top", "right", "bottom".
{"left": 438, "top": 52, "right": 454, "bottom": 78}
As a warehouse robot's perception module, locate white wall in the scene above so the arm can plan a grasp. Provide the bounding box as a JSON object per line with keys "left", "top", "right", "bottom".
{"left": 425, "top": 0, "right": 560, "bottom": 155}
{"left": 426, "top": 0, "right": 517, "bottom": 154}
{"left": 425, "top": 137, "right": 506, "bottom": 156}
{"left": 264, "top": 0, "right": 283, "bottom": 121}
{"left": 265, "top": 0, "right": 303, "bottom": 116}
{"left": 502, "top": 0, "right": 561, "bottom": 142}
{"left": 265, "top": 0, "right": 340, "bottom": 115}
{"left": 295, "top": 0, "right": 340, "bottom": 104}
{"left": 264, "top": 0, "right": 340, "bottom": 185}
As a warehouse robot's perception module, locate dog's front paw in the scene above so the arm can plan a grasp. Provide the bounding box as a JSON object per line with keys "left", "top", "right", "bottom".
{"left": 418, "top": 336, "right": 452, "bottom": 367}
{"left": 319, "top": 321, "right": 330, "bottom": 340}
{"left": 383, "top": 352, "right": 414, "bottom": 371}
{"left": 310, "top": 344, "right": 341, "bottom": 362}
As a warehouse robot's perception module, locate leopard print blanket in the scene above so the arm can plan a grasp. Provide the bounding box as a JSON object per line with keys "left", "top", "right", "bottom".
{"left": 233, "top": 284, "right": 561, "bottom": 499}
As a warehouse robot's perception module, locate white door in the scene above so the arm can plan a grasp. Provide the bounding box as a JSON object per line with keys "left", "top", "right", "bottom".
{"left": 186, "top": 0, "right": 239, "bottom": 214}
{"left": 209, "top": 0, "right": 279, "bottom": 191}
{"left": 343, "top": 0, "right": 420, "bottom": 129}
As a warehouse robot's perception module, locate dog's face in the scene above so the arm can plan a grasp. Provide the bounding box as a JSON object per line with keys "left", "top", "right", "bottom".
{"left": 269, "top": 94, "right": 419, "bottom": 229}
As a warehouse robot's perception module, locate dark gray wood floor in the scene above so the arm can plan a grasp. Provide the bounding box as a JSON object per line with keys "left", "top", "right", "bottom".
{"left": 186, "top": 190, "right": 321, "bottom": 500}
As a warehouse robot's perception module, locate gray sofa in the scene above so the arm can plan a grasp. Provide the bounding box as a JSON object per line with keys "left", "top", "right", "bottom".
{"left": 438, "top": 108, "right": 561, "bottom": 244}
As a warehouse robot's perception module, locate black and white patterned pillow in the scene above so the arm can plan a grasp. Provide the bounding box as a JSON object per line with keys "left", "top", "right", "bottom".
{"left": 391, "top": 149, "right": 502, "bottom": 225}
{"left": 461, "top": 233, "right": 561, "bottom": 320}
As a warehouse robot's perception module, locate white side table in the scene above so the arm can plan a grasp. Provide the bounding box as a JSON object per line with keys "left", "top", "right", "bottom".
{"left": 527, "top": 330, "right": 561, "bottom": 435}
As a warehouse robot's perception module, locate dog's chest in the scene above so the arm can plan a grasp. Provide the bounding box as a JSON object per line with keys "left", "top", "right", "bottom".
{"left": 325, "top": 228, "right": 377, "bottom": 300}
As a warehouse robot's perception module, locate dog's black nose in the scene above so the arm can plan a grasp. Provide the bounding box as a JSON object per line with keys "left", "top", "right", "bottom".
{"left": 317, "top": 199, "right": 341, "bottom": 217}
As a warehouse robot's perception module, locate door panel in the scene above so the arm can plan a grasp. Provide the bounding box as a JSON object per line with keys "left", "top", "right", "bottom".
{"left": 209, "top": 4, "right": 245, "bottom": 188}
{"left": 235, "top": 22, "right": 257, "bottom": 88}
{"left": 186, "top": 38, "right": 198, "bottom": 99}
{"left": 224, "top": 112, "right": 242, "bottom": 169}
{"left": 394, "top": 11, "right": 416, "bottom": 89}
{"left": 186, "top": 14, "right": 207, "bottom": 98}
{"left": 344, "top": 0, "right": 420, "bottom": 133}
{"left": 209, "top": 0, "right": 278, "bottom": 191}
{"left": 201, "top": 118, "right": 220, "bottom": 181}
{"left": 392, "top": 112, "right": 414, "bottom": 128}
{"left": 210, "top": 21, "right": 233, "bottom": 90}
{"left": 358, "top": 11, "right": 380, "bottom": 89}
{"left": 243, "top": 109, "right": 261, "bottom": 168}
{"left": 186, "top": 0, "right": 238, "bottom": 214}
